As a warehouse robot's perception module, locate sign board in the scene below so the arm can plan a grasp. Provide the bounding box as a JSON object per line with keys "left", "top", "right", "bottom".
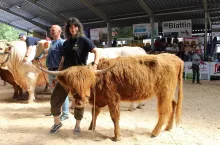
{"left": 162, "top": 20, "right": 192, "bottom": 37}
{"left": 133, "top": 23, "right": 158, "bottom": 38}
{"left": 209, "top": 62, "right": 220, "bottom": 76}
{"left": 90, "top": 29, "right": 99, "bottom": 41}
{"left": 90, "top": 27, "right": 133, "bottom": 41}
{"left": 184, "top": 37, "right": 204, "bottom": 45}
{"left": 184, "top": 62, "right": 210, "bottom": 80}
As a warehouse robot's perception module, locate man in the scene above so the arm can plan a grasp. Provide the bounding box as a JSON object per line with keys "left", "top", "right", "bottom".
{"left": 192, "top": 49, "right": 203, "bottom": 84}
{"left": 196, "top": 43, "right": 204, "bottom": 60}
{"left": 19, "top": 33, "right": 40, "bottom": 63}
{"left": 46, "top": 25, "right": 69, "bottom": 121}
{"left": 173, "top": 36, "right": 179, "bottom": 44}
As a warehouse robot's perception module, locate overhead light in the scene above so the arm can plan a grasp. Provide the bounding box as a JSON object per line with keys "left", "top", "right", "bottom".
{"left": 16, "top": 4, "right": 21, "bottom": 9}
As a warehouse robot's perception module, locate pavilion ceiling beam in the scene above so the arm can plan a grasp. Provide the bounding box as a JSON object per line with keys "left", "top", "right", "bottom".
{"left": 79, "top": 0, "right": 109, "bottom": 22}
{"left": 24, "top": 0, "right": 67, "bottom": 22}
{"left": 137, "top": 0, "right": 161, "bottom": 25}
{"left": 203, "top": 0, "right": 212, "bottom": 27}
{"left": 0, "top": 5, "right": 47, "bottom": 30}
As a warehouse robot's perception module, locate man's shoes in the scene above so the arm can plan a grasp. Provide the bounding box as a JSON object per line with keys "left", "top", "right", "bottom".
{"left": 73, "top": 127, "right": 81, "bottom": 135}
{"left": 60, "top": 114, "right": 69, "bottom": 121}
{"left": 197, "top": 82, "right": 202, "bottom": 84}
{"left": 49, "top": 122, "right": 62, "bottom": 134}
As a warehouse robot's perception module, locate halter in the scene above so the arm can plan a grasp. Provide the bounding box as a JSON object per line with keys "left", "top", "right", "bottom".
{"left": 0, "top": 52, "right": 10, "bottom": 67}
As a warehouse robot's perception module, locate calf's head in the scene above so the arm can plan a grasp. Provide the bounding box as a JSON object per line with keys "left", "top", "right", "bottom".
{"left": 37, "top": 65, "right": 114, "bottom": 107}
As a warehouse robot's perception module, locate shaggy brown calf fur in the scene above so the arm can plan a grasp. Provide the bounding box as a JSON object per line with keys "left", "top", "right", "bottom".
{"left": 88, "top": 54, "right": 184, "bottom": 141}
{"left": 0, "top": 68, "right": 23, "bottom": 99}
{"left": 39, "top": 53, "right": 184, "bottom": 141}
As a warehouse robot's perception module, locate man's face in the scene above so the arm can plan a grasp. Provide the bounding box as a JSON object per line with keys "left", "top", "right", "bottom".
{"left": 50, "top": 26, "right": 61, "bottom": 39}
{"left": 19, "top": 36, "right": 26, "bottom": 41}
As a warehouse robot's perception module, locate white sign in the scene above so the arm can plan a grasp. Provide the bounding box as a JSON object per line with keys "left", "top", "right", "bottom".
{"left": 184, "top": 37, "right": 204, "bottom": 45}
{"left": 133, "top": 23, "right": 158, "bottom": 38}
{"left": 90, "top": 29, "right": 99, "bottom": 41}
{"left": 162, "top": 20, "right": 192, "bottom": 37}
{"left": 212, "top": 32, "right": 220, "bottom": 37}
{"left": 209, "top": 62, "right": 220, "bottom": 76}
{"left": 184, "top": 62, "right": 210, "bottom": 80}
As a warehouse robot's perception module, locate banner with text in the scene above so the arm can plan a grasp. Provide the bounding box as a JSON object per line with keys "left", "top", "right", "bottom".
{"left": 133, "top": 23, "right": 158, "bottom": 38}
{"left": 90, "top": 27, "right": 133, "bottom": 41}
{"left": 162, "top": 20, "right": 192, "bottom": 38}
{"left": 184, "top": 62, "right": 210, "bottom": 80}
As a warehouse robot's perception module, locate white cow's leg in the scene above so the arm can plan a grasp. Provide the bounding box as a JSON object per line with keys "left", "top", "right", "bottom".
{"left": 128, "top": 102, "right": 136, "bottom": 111}
{"left": 136, "top": 101, "right": 145, "bottom": 109}
{"left": 27, "top": 87, "right": 36, "bottom": 103}
{"left": 25, "top": 72, "right": 38, "bottom": 103}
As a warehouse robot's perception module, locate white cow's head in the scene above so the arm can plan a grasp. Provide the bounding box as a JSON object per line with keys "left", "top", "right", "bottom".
{"left": 0, "top": 40, "right": 12, "bottom": 67}
{"left": 35, "top": 40, "right": 51, "bottom": 58}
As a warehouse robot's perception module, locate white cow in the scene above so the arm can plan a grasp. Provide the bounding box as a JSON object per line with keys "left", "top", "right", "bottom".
{"left": 87, "top": 46, "right": 146, "bottom": 65}
{"left": 0, "top": 40, "right": 50, "bottom": 103}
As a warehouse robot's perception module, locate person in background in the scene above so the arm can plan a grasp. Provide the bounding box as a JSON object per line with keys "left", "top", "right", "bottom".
{"left": 167, "top": 35, "right": 172, "bottom": 45}
{"left": 173, "top": 36, "right": 179, "bottom": 44}
{"left": 192, "top": 49, "right": 203, "bottom": 84}
{"left": 196, "top": 42, "right": 204, "bottom": 60}
{"left": 112, "top": 38, "right": 117, "bottom": 47}
{"left": 165, "top": 44, "right": 173, "bottom": 52}
{"left": 19, "top": 33, "right": 40, "bottom": 63}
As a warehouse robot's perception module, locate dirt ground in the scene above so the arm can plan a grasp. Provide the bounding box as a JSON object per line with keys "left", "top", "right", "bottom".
{"left": 0, "top": 80, "right": 220, "bottom": 145}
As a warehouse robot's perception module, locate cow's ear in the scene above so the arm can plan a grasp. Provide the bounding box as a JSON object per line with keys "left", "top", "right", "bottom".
{"left": 44, "top": 41, "right": 49, "bottom": 48}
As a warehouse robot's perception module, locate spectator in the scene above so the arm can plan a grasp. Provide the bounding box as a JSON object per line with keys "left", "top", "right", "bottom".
{"left": 192, "top": 49, "right": 202, "bottom": 84}
{"left": 173, "top": 36, "right": 179, "bottom": 44}
{"left": 112, "top": 38, "right": 117, "bottom": 47}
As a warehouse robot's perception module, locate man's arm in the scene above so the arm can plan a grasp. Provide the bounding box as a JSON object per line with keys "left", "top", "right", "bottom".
{"left": 58, "top": 56, "right": 64, "bottom": 71}
{"left": 91, "top": 48, "right": 100, "bottom": 70}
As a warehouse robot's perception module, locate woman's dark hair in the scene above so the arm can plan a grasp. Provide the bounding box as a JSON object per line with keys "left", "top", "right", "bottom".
{"left": 64, "top": 17, "right": 85, "bottom": 40}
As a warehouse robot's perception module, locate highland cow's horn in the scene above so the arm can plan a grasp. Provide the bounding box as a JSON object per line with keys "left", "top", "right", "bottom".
{"left": 94, "top": 63, "right": 116, "bottom": 75}
{"left": 36, "top": 66, "right": 66, "bottom": 76}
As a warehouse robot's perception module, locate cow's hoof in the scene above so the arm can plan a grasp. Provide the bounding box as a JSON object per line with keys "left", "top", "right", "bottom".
{"left": 88, "top": 126, "right": 95, "bottom": 130}
{"left": 164, "top": 126, "right": 172, "bottom": 131}
{"left": 150, "top": 134, "right": 156, "bottom": 138}
{"left": 128, "top": 108, "right": 135, "bottom": 112}
{"left": 27, "top": 99, "right": 35, "bottom": 104}
{"left": 111, "top": 136, "right": 121, "bottom": 141}
{"left": 12, "top": 96, "right": 18, "bottom": 100}
{"left": 136, "top": 106, "right": 143, "bottom": 109}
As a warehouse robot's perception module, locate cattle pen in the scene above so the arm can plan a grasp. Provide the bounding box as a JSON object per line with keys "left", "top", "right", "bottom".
{"left": 0, "top": 79, "right": 219, "bottom": 145}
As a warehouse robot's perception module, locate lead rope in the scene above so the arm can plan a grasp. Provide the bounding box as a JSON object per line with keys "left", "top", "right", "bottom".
{"left": 92, "top": 86, "right": 96, "bottom": 140}
{"left": 36, "top": 59, "right": 55, "bottom": 88}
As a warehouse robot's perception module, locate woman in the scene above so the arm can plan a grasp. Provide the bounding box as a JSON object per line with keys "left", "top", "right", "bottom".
{"left": 49, "top": 17, "right": 100, "bottom": 134}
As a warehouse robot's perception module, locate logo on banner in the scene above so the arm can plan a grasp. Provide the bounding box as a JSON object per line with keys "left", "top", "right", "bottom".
{"left": 214, "top": 64, "right": 220, "bottom": 73}
{"left": 163, "top": 22, "right": 191, "bottom": 29}
{"left": 187, "top": 63, "right": 207, "bottom": 72}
